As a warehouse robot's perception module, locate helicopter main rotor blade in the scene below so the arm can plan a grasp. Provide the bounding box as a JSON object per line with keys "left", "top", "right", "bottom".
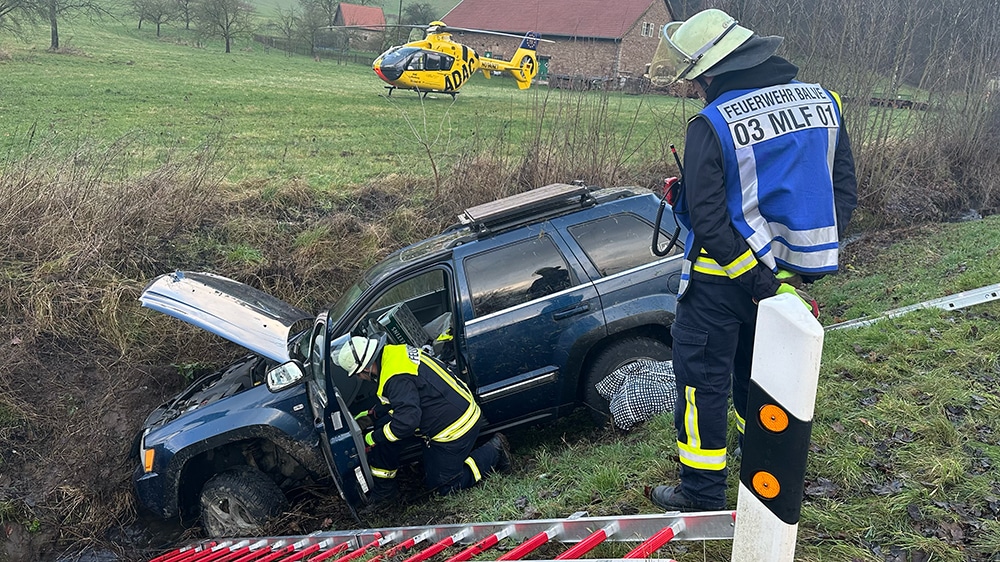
{"left": 322, "top": 24, "right": 429, "bottom": 30}
{"left": 439, "top": 26, "right": 555, "bottom": 42}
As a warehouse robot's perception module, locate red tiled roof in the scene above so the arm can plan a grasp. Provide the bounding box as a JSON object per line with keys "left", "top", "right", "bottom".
{"left": 338, "top": 3, "right": 386, "bottom": 30}
{"left": 443, "top": 0, "right": 667, "bottom": 40}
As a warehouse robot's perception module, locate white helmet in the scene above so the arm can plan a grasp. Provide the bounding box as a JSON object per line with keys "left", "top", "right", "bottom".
{"left": 649, "top": 9, "right": 780, "bottom": 84}
{"left": 332, "top": 335, "right": 383, "bottom": 377}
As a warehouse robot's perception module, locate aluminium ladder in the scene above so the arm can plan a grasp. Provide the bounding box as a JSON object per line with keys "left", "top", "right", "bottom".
{"left": 145, "top": 510, "right": 737, "bottom": 562}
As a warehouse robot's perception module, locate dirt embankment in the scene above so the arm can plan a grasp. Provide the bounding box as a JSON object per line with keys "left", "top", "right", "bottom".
{"left": 1, "top": 335, "right": 190, "bottom": 562}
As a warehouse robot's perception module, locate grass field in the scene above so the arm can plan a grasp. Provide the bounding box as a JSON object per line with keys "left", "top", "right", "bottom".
{"left": 0, "top": 21, "right": 693, "bottom": 193}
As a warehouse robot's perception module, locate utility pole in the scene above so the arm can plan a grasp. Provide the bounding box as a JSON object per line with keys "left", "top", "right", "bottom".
{"left": 397, "top": 0, "right": 403, "bottom": 44}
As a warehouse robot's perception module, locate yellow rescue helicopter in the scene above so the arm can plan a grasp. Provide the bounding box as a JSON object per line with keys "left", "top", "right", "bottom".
{"left": 354, "top": 21, "right": 551, "bottom": 98}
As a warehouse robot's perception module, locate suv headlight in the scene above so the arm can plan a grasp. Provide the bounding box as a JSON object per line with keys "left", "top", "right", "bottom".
{"left": 140, "top": 429, "right": 155, "bottom": 473}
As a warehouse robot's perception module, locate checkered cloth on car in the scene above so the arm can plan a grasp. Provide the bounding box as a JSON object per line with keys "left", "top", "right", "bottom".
{"left": 596, "top": 359, "right": 677, "bottom": 431}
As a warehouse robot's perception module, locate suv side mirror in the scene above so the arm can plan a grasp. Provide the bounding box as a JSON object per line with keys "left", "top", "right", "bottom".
{"left": 266, "top": 361, "right": 305, "bottom": 392}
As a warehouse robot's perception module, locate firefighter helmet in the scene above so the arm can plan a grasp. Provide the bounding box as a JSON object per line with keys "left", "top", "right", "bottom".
{"left": 649, "top": 9, "right": 778, "bottom": 84}
{"left": 332, "top": 334, "right": 384, "bottom": 377}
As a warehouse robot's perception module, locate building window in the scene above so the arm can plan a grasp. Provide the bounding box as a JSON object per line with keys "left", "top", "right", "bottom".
{"left": 641, "top": 21, "right": 656, "bottom": 37}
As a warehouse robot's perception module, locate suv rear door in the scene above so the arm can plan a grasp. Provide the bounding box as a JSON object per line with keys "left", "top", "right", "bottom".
{"left": 554, "top": 197, "right": 685, "bottom": 331}
{"left": 453, "top": 222, "right": 604, "bottom": 427}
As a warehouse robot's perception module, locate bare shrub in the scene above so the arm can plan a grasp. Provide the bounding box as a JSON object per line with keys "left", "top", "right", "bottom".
{"left": 434, "top": 87, "right": 689, "bottom": 223}
{"left": 0, "top": 129, "right": 225, "bottom": 350}
{"left": 48, "top": 45, "right": 89, "bottom": 57}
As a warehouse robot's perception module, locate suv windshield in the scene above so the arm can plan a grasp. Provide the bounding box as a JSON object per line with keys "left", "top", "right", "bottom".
{"left": 330, "top": 282, "right": 366, "bottom": 324}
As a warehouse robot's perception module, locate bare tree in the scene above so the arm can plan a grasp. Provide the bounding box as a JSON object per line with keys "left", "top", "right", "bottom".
{"left": 273, "top": 5, "right": 298, "bottom": 55}
{"left": 175, "top": 0, "right": 191, "bottom": 28}
{"left": 31, "top": 0, "right": 111, "bottom": 49}
{"left": 401, "top": 2, "right": 435, "bottom": 25}
{"left": 0, "top": 0, "right": 33, "bottom": 36}
{"left": 133, "top": 0, "right": 176, "bottom": 35}
{"left": 295, "top": 0, "right": 326, "bottom": 56}
{"left": 194, "top": 0, "right": 255, "bottom": 53}
{"left": 299, "top": 0, "right": 333, "bottom": 27}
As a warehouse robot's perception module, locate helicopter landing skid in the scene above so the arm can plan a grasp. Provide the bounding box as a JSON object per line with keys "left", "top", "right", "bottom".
{"left": 384, "top": 86, "right": 458, "bottom": 100}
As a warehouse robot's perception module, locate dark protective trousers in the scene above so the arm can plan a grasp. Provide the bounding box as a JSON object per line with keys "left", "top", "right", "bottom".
{"left": 368, "top": 428, "right": 501, "bottom": 496}
{"left": 671, "top": 276, "right": 758, "bottom": 506}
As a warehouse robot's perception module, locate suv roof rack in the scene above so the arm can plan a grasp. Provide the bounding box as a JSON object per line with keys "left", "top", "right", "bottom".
{"left": 457, "top": 183, "right": 595, "bottom": 233}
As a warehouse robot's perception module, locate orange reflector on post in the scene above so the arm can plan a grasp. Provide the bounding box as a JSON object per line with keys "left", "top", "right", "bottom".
{"left": 751, "top": 471, "right": 780, "bottom": 499}
{"left": 758, "top": 404, "right": 789, "bottom": 433}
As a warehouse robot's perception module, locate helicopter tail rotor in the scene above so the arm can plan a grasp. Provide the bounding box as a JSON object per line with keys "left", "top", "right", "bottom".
{"left": 509, "top": 32, "right": 540, "bottom": 89}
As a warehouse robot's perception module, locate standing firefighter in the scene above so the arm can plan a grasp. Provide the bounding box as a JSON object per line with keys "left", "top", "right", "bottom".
{"left": 646, "top": 9, "right": 857, "bottom": 511}
{"left": 332, "top": 335, "right": 511, "bottom": 506}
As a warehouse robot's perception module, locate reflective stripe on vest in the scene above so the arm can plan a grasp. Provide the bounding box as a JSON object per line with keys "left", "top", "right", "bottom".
{"left": 423, "top": 356, "right": 481, "bottom": 442}
{"left": 376, "top": 345, "right": 481, "bottom": 443}
{"left": 700, "top": 82, "right": 842, "bottom": 276}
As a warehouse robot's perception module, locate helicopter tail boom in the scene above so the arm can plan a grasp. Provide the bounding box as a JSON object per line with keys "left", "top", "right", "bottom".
{"left": 479, "top": 32, "right": 540, "bottom": 90}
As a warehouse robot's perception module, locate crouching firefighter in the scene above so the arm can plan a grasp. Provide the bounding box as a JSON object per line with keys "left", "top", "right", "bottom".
{"left": 331, "top": 335, "right": 511, "bottom": 507}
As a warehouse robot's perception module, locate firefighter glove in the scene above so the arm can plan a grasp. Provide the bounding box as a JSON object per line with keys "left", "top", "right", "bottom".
{"left": 355, "top": 415, "right": 374, "bottom": 431}
{"left": 776, "top": 283, "right": 820, "bottom": 319}
{"left": 364, "top": 431, "right": 376, "bottom": 448}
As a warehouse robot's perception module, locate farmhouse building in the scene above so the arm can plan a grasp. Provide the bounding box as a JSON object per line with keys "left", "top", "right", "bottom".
{"left": 334, "top": 3, "right": 386, "bottom": 52}
{"left": 441, "top": 0, "right": 675, "bottom": 81}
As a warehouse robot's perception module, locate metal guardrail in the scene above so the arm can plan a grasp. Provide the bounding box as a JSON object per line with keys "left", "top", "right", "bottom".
{"left": 826, "top": 282, "right": 1000, "bottom": 330}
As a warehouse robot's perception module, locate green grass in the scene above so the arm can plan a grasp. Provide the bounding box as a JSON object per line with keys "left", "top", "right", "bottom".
{"left": 816, "top": 217, "right": 1000, "bottom": 322}
{"left": 0, "top": 20, "right": 693, "bottom": 193}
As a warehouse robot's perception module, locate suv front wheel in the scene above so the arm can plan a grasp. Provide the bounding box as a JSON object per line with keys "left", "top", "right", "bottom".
{"left": 199, "top": 466, "right": 288, "bottom": 537}
{"left": 583, "top": 337, "right": 672, "bottom": 425}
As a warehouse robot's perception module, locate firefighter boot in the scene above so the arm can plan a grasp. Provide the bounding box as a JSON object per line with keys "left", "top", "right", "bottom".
{"left": 359, "top": 478, "right": 398, "bottom": 516}
{"left": 647, "top": 485, "right": 725, "bottom": 512}
{"left": 489, "top": 433, "right": 512, "bottom": 473}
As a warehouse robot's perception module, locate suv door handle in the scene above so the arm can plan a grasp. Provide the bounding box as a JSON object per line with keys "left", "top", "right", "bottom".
{"left": 553, "top": 303, "right": 590, "bottom": 320}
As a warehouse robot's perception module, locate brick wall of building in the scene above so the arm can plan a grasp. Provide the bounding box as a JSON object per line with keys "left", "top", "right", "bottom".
{"left": 454, "top": 0, "right": 672, "bottom": 80}
{"left": 617, "top": 0, "right": 671, "bottom": 77}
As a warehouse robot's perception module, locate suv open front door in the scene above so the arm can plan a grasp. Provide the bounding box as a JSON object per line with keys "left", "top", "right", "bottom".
{"left": 305, "top": 313, "right": 374, "bottom": 518}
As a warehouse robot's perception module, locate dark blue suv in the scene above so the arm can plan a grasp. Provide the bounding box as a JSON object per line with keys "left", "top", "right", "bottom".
{"left": 131, "top": 183, "right": 686, "bottom": 536}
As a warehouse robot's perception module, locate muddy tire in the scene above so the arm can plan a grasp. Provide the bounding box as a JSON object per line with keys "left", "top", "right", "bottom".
{"left": 199, "top": 466, "right": 287, "bottom": 537}
{"left": 583, "top": 337, "right": 672, "bottom": 426}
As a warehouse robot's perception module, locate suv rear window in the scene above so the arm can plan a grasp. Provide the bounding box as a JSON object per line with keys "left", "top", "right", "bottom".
{"left": 569, "top": 213, "right": 680, "bottom": 277}
{"left": 465, "top": 236, "right": 574, "bottom": 317}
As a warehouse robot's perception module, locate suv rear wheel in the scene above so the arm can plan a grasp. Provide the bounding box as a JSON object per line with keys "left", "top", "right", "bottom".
{"left": 199, "top": 466, "right": 288, "bottom": 537}
{"left": 583, "top": 337, "right": 672, "bottom": 426}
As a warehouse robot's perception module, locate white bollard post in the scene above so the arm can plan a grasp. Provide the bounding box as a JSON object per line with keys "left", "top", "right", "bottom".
{"left": 731, "top": 294, "right": 824, "bottom": 562}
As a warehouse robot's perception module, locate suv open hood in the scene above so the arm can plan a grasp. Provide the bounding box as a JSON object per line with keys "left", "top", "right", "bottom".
{"left": 140, "top": 271, "right": 313, "bottom": 363}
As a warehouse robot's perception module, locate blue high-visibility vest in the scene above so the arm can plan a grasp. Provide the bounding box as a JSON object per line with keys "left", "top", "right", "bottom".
{"left": 691, "top": 82, "right": 843, "bottom": 277}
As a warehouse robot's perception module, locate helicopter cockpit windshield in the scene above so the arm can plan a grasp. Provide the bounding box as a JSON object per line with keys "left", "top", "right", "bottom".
{"left": 377, "top": 46, "right": 455, "bottom": 80}
{"left": 377, "top": 46, "right": 422, "bottom": 80}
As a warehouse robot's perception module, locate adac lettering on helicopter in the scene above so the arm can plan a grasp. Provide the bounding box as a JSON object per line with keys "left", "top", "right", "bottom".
{"left": 443, "top": 48, "right": 477, "bottom": 91}
{"left": 443, "top": 62, "right": 472, "bottom": 91}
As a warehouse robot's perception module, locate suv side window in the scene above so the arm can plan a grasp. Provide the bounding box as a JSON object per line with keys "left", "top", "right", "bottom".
{"left": 568, "top": 213, "right": 680, "bottom": 277}
{"left": 355, "top": 269, "right": 453, "bottom": 344}
{"left": 465, "top": 236, "right": 574, "bottom": 317}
